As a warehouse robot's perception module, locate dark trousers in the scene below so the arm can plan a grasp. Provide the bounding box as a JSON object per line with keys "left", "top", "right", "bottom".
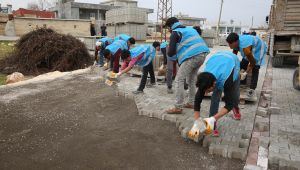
{"left": 240, "top": 58, "right": 260, "bottom": 90}
{"left": 138, "top": 62, "right": 156, "bottom": 91}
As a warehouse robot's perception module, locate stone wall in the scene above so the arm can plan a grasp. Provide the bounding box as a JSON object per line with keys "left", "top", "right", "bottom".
{"left": 13, "top": 17, "right": 90, "bottom": 36}
{"left": 0, "top": 14, "right": 8, "bottom": 35}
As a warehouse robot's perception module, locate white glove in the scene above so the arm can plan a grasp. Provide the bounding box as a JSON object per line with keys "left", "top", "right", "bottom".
{"left": 203, "top": 117, "right": 216, "bottom": 135}
{"left": 188, "top": 118, "right": 207, "bottom": 140}
{"left": 116, "top": 72, "right": 122, "bottom": 78}
{"left": 240, "top": 71, "right": 247, "bottom": 81}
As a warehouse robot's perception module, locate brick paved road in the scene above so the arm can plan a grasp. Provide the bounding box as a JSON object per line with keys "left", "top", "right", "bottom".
{"left": 116, "top": 47, "right": 268, "bottom": 161}
{"left": 269, "top": 66, "right": 300, "bottom": 169}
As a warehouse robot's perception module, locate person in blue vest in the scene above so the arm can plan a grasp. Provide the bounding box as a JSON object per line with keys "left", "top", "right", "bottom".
{"left": 164, "top": 17, "right": 210, "bottom": 114}
{"left": 114, "top": 34, "right": 136, "bottom": 49}
{"left": 117, "top": 42, "right": 161, "bottom": 94}
{"left": 95, "top": 37, "right": 113, "bottom": 67}
{"left": 103, "top": 40, "right": 129, "bottom": 73}
{"left": 226, "top": 33, "right": 267, "bottom": 101}
{"left": 194, "top": 52, "right": 241, "bottom": 136}
{"left": 160, "top": 41, "right": 177, "bottom": 94}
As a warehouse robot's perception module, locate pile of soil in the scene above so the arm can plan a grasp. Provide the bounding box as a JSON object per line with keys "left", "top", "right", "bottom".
{"left": 0, "top": 28, "right": 92, "bottom": 75}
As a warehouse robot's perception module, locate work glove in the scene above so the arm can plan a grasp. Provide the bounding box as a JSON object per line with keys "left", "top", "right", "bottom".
{"left": 240, "top": 69, "right": 247, "bottom": 81}
{"left": 116, "top": 72, "right": 122, "bottom": 78}
{"left": 203, "top": 117, "right": 216, "bottom": 135}
{"left": 188, "top": 118, "right": 207, "bottom": 140}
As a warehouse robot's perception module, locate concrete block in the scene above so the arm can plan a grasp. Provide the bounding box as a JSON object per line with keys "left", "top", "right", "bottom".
{"left": 239, "top": 139, "right": 250, "bottom": 149}
{"left": 162, "top": 114, "right": 177, "bottom": 123}
{"left": 258, "top": 137, "right": 270, "bottom": 148}
{"left": 257, "top": 108, "right": 269, "bottom": 117}
{"left": 243, "top": 165, "right": 263, "bottom": 170}
{"left": 209, "top": 144, "right": 228, "bottom": 157}
{"left": 257, "top": 146, "right": 268, "bottom": 170}
{"left": 202, "top": 136, "right": 212, "bottom": 148}
{"left": 255, "top": 122, "right": 269, "bottom": 132}
{"left": 230, "top": 147, "right": 248, "bottom": 161}
{"left": 269, "top": 107, "right": 281, "bottom": 115}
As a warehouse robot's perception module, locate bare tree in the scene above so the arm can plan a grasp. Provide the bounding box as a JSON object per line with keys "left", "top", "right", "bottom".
{"left": 27, "top": 0, "right": 57, "bottom": 10}
{"left": 27, "top": 1, "right": 40, "bottom": 10}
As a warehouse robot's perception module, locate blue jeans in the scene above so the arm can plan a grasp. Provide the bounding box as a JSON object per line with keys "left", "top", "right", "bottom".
{"left": 98, "top": 51, "right": 105, "bottom": 66}
{"left": 209, "top": 78, "right": 240, "bottom": 117}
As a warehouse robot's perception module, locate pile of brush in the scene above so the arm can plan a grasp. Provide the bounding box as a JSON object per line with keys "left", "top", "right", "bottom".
{"left": 0, "top": 28, "right": 92, "bottom": 75}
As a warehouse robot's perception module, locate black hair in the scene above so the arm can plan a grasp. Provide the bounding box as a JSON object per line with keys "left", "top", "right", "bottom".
{"left": 103, "top": 49, "right": 111, "bottom": 58}
{"left": 121, "top": 49, "right": 131, "bottom": 61}
{"left": 250, "top": 31, "right": 257, "bottom": 36}
{"left": 152, "top": 41, "right": 160, "bottom": 48}
{"left": 128, "top": 37, "right": 136, "bottom": 45}
{"left": 193, "top": 26, "right": 202, "bottom": 36}
{"left": 196, "top": 72, "right": 216, "bottom": 94}
{"left": 165, "top": 17, "right": 179, "bottom": 28}
{"left": 226, "top": 32, "right": 239, "bottom": 44}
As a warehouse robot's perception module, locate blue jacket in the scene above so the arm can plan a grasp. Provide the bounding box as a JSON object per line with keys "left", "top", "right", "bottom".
{"left": 169, "top": 22, "right": 210, "bottom": 65}
{"left": 204, "top": 52, "right": 240, "bottom": 90}
{"left": 99, "top": 37, "right": 113, "bottom": 47}
{"left": 130, "top": 45, "right": 156, "bottom": 67}
{"left": 105, "top": 40, "right": 128, "bottom": 55}
{"left": 160, "top": 42, "right": 168, "bottom": 49}
{"left": 239, "top": 35, "right": 267, "bottom": 66}
{"left": 114, "top": 34, "right": 131, "bottom": 42}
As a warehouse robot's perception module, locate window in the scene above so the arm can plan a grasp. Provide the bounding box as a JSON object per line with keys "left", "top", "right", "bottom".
{"left": 90, "top": 13, "right": 95, "bottom": 18}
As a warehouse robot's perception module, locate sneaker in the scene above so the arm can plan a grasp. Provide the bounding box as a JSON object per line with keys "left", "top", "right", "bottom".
{"left": 183, "top": 103, "right": 194, "bottom": 109}
{"left": 212, "top": 122, "right": 219, "bottom": 137}
{"left": 212, "top": 129, "right": 219, "bottom": 137}
{"left": 132, "top": 90, "right": 143, "bottom": 94}
{"left": 167, "top": 88, "right": 174, "bottom": 94}
{"left": 166, "top": 107, "right": 183, "bottom": 114}
{"left": 233, "top": 107, "right": 241, "bottom": 120}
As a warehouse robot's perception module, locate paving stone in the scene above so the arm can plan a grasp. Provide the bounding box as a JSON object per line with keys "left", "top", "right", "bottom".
{"left": 257, "top": 108, "right": 269, "bottom": 117}
{"left": 269, "top": 106, "right": 281, "bottom": 115}
{"left": 243, "top": 165, "right": 263, "bottom": 170}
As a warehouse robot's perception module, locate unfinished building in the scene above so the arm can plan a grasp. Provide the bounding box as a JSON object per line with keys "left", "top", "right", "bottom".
{"left": 51, "top": 0, "right": 153, "bottom": 40}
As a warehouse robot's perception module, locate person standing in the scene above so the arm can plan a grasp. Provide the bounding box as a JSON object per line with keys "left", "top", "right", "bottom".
{"left": 226, "top": 33, "right": 267, "bottom": 101}
{"left": 164, "top": 17, "right": 210, "bottom": 114}
{"left": 160, "top": 41, "right": 177, "bottom": 94}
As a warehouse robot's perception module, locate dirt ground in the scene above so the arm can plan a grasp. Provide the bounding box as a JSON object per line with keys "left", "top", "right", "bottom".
{"left": 0, "top": 75, "right": 244, "bottom": 170}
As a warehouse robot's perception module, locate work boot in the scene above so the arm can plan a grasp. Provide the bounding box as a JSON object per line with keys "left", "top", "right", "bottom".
{"left": 166, "top": 107, "right": 182, "bottom": 114}
{"left": 132, "top": 90, "right": 143, "bottom": 94}
{"left": 233, "top": 107, "right": 241, "bottom": 120}
{"left": 247, "top": 89, "right": 257, "bottom": 102}
{"left": 167, "top": 88, "right": 174, "bottom": 94}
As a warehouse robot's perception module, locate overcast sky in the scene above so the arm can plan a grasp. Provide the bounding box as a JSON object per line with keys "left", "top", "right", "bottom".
{"left": 0, "top": 0, "right": 272, "bottom": 27}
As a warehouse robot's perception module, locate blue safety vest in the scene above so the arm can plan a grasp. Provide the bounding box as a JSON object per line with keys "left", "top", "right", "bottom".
{"left": 99, "top": 37, "right": 113, "bottom": 48}
{"left": 130, "top": 45, "right": 156, "bottom": 67}
{"left": 204, "top": 52, "right": 240, "bottom": 90}
{"left": 239, "top": 35, "right": 267, "bottom": 66}
{"left": 171, "top": 22, "right": 210, "bottom": 65}
{"left": 114, "top": 34, "right": 131, "bottom": 42}
{"left": 160, "top": 42, "right": 168, "bottom": 49}
{"left": 105, "top": 40, "right": 128, "bottom": 55}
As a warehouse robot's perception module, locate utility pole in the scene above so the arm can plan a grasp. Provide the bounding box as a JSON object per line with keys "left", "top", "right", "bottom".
{"left": 157, "top": 0, "right": 173, "bottom": 42}
{"left": 251, "top": 16, "right": 254, "bottom": 29}
{"left": 215, "top": 0, "right": 224, "bottom": 45}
